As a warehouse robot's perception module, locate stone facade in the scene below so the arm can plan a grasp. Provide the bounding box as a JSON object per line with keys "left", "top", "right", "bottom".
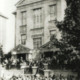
{"left": 14, "top": 0, "right": 66, "bottom": 49}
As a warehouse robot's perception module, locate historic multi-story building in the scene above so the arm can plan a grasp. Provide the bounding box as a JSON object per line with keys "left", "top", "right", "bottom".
{"left": 14, "top": 0, "right": 66, "bottom": 50}
{"left": 0, "top": 13, "right": 8, "bottom": 52}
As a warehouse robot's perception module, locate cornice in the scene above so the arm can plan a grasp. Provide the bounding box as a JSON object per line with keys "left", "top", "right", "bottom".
{"left": 17, "top": 0, "right": 43, "bottom": 8}
{"left": 16, "top": 0, "right": 56, "bottom": 8}
{"left": 0, "top": 12, "right": 8, "bottom": 19}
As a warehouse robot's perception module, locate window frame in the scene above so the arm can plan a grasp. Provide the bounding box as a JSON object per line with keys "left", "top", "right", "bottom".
{"left": 33, "top": 37, "right": 42, "bottom": 49}
{"left": 50, "top": 30, "right": 56, "bottom": 36}
{"left": 20, "top": 25, "right": 27, "bottom": 34}
{"left": 49, "top": 4, "right": 57, "bottom": 21}
{"left": 21, "top": 34, "right": 27, "bottom": 45}
{"left": 21, "top": 11, "right": 27, "bottom": 25}
{"left": 33, "top": 8, "right": 42, "bottom": 28}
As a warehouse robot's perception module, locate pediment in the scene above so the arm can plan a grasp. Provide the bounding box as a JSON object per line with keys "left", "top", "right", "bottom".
{"left": 16, "top": 0, "right": 42, "bottom": 7}
{"left": 12, "top": 44, "right": 30, "bottom": 53}
{"left": 16, "top": 0, "right": 24, "bottom": 6}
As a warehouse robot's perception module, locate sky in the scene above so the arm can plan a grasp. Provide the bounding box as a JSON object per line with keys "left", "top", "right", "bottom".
{"left": 0, "top": 0, "right": 19, "bottom": 53}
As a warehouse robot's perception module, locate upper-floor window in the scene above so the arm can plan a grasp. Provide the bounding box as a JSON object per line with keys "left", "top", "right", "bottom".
{"left": 33, "top": 8, "right": 42, "bottom": 28}
{"left": 21, "top": 34, "right": 26, "bottom": 45}
{"left": 50, "top": 5, "right": 57, "bottom": 21}
{"left": 50, "top": 30, "right": 56, "bottom": 36}
{"left": 33, "top": 38, "right": 42, "bottom": 49}
{"left": 21, "top": 11, "right": 26, "bottom": 25}
{"left": 50, "top": 30, "right": 57, "bottom": 41}
{"left": 20, "top": 25, "right": 26, "bottom": 34}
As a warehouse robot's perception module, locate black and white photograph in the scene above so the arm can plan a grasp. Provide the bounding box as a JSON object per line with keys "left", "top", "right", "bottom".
{"left": 0, "top": 0, "right": 80, "bottom": 80}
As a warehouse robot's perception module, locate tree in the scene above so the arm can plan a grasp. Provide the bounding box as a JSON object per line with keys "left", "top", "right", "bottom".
{"left": 0, "top": 45, "right": 3, "bottom": 63}
{"left": 56, "top": 0, "right": 80, "bottom": 74}
{"left": 57, "top": 0, "right": 80, "bottom": 50}
{"left": 50, "top": 35, "right": 75, "bottom": 70}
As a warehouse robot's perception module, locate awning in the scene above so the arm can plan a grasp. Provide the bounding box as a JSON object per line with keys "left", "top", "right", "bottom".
{"left": 12, "top": 44, "right": 30, "bottom": 54}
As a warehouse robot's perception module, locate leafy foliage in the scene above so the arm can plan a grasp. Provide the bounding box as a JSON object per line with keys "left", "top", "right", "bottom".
{"left": 0, "top": 46, "right": 3, "bottom": 57}
{"left": 57, "top": 0, "right": 80, "bottom": 50}
{"left": 50, "top": 0, "right": 80, "bottom": 71}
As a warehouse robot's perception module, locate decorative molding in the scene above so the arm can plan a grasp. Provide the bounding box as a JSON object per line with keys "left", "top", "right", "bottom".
{"left": 20, "top": 25, "right": 27, "bottom": 34}
{"left": 31, "top": 27, "right": 44, "bottom": 37}
{"left": 12, "top": 44, "right": 30, "bottom": 53}
{"left": 0, "top": 12, "right": 8, "bottom": 19}
{"left": 32, "top": 34, "right": 44, "bottom": 38}
{"left": 31, "top": 27, "right": 44, "bottom": 31}
{"left": 16, "top": 0, "right": 42, "bottom": 7}
{"left": 15, "top": 0, "right": 25, "bottom": 6}
{"left": 16, "top": 0, "right": 57, "bottom": 8}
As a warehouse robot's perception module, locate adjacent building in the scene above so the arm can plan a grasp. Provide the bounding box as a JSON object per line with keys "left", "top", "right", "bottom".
{"left": 0, "top": 12, "right": 8, "bottom": 52}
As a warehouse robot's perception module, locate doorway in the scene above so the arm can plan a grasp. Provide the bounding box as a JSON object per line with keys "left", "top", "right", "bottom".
{"left": 17, "top": 53, "right": 26, "bottom": 61}
{"left": 44, "top": 51, "right": 53, "bottom": 58}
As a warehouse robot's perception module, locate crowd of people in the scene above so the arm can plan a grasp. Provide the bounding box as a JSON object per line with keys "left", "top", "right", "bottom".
{"left": 0, "top": 57, "right": 79, "bottom": 74}
{"left": 0, "top": 57, "right": 42, "bottom": 72}
{"left": 1, "top": 57, "right": 27, "bottom": 69}
{"left": 1, "top": 54, "right": 79, "bottom": 71}
{"left": 0, "top": 56, "right": 79, "bottom": 80}
{"left": 0, "top": 74, "right": 78, "bottom": 80}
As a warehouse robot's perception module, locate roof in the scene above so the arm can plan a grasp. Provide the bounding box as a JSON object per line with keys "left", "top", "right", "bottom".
{"left": 40, "top": 40, "right": 60, "bottom": 52}
{"left": 15, "top": 0, "right": 42, "bottom": 7}
{"left": 12, "top": 10, "right": 17, "bottom": 15}
{"left": 12, "top": 44, "right": 31, "bottom": 54}
{"left": 0, "top": 12, "right": 8, "bottom": 19}
{"left": 15, "top": 0, "right": 24, "bottom": 6}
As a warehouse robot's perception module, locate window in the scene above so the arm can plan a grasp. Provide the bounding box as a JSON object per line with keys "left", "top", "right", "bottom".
{"left": 50, "top": 30, "right": 57, "bottom": 41}
{"left": 33, "top": 38, "right": 42, "bottom": 49}
{"left": 33, "top": 8, "right": 42, "bottom": 28}
{"left": 20, "top": 25, "right": 26, "bottom": 34}
{"left": 21, "top": 11, "right": 26, "bottom": 25}
{"left": 50, "top": 5, "right": 56, "bottom": 20}
{"left": 21, "top": 34, "right": 26, "bottom": 45}
{"left": 50, "top": 30, "right": 56, "bottom": 36}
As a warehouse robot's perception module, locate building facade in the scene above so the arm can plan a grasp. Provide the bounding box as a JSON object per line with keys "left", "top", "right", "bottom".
{"left": 0, "top": 13, "right": 8, "bottom": 52}
{"left": 14, "top": 0, "right": 66, "bottom": 50}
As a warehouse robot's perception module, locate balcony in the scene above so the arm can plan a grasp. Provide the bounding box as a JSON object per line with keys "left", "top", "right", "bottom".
{"left": 48, "top": 20, "right": 57, "bottom": 30}
{"left": 20, "top": 25, "right": 27, "bottom": 34}
{"left": 31, "top": 27, "right": 44, "bottom": 37}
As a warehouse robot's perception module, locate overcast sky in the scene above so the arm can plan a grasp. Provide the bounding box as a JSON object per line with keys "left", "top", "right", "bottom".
{"left": 0, "top": 0, "right": 19, "bottom": 53}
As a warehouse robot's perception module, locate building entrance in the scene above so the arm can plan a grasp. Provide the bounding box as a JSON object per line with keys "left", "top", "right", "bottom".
{"left": 17, "top": 53, "right": 26, "bottom": 61}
